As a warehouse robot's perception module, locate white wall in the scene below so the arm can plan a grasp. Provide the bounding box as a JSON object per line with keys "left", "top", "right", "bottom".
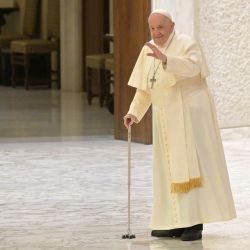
{"left": 198, "top": 0, "right": 250, "bottom": 128}
{"left": 152, "top": 0, "right": 195, "bottom": 37}
{"left": 152, "top": 0, "right": 250, "bottom": 128}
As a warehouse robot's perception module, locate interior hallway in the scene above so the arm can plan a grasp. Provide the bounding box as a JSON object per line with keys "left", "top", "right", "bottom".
{"left": 0, "top": 86, "right": 249, "bottom": 249}
{"left": 0, "top": 86, "right": 114, "bottom": 139}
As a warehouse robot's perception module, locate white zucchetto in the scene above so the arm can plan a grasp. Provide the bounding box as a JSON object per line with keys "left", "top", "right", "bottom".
{"left": 150, "top": 9, "right": 172, "bottom": 21}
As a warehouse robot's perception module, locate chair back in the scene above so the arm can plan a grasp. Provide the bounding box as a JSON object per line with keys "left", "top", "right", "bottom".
{"left": 40, "top": 0, "right": 60, "bottom": 40}
{"left": 47, "top": 0, "right": 60, "bottom": 39}
{"left": 22, "top": 0, "right": 40, "bottom": 36}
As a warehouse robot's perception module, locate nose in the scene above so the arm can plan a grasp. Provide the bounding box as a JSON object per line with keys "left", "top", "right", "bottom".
{"left": 152, "top": 29, "right": 161, "bottom": 38}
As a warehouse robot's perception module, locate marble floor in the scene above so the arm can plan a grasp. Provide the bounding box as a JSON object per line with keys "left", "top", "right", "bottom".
{"left": 0, "top": 86, "right": 249, "bottom": 249}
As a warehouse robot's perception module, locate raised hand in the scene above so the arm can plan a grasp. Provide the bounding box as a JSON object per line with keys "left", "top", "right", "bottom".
{"left": 146, "top": 42, "right": 167, "bottom": 63}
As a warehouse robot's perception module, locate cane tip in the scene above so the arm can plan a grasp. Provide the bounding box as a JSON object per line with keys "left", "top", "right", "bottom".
{"left": 122, "top": 234, "right": 136, "bottom": 239}
{"left": 129, "top": 234, "right": 136, "bottom": 239}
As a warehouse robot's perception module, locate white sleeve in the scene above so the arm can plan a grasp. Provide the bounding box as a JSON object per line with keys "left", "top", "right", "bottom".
{"left": 127, "top": 89, "right": 151, "bottom": 123}
{"left": 165, "top": 41, "right": 202, "bottom": 78}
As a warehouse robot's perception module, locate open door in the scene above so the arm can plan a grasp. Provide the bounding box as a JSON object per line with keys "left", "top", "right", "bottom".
{"left": 114, "top": 0, "right": 152, "bottom": 144}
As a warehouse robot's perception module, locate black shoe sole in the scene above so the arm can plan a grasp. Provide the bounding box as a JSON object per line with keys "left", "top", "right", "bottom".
{"left": 151, "top": 229, "right": 185, "bottom": 238}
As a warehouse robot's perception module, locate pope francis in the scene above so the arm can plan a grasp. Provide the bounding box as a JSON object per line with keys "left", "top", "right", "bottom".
{"left": 123, "top": 9, "right": 236, "bottom": 241}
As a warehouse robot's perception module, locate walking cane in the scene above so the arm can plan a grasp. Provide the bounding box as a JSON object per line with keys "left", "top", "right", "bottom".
{"left": 122, "top": 125, "right": 136, "bottom": 239}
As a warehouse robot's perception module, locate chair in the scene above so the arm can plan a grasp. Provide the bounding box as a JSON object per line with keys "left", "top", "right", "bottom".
{"left": 0, "top": 0, "right": 39, "bottom": 85}
{"left": 86, "top": 53, "right": 113, "bottom": 107}
{"left": 0, "top": 0, "right": 39, "bottom": 50}
{"left": 104, "top": 57, "right": 114, "bottom": 114}
{"left": 10, "top": 0, "right": 60, "bottom": 90}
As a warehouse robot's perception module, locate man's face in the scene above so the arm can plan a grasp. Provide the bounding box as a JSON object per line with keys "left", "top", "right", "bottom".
{"left": 148, "top": 14, "right": 174, "bottom": 47}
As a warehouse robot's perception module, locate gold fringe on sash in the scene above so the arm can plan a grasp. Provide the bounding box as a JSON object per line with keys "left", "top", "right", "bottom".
{"left": 171, "top": 178, "right": 203, "bottom": 193}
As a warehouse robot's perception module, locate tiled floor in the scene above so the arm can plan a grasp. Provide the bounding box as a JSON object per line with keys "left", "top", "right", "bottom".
{"left": 0, "top": 86, "right": 249, "bottom": 249}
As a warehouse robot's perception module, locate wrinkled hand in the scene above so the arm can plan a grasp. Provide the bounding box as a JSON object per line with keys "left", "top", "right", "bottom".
{"left": 146, "top": 42, "right": 167, "bottom": 63}
{"left": 123, "top": 114, "right": 137, "bottom": 129}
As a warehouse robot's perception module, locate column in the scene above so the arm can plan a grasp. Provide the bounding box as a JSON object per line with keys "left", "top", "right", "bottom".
{"left": 60, "top": 0, "right": 83, "bottom": 92}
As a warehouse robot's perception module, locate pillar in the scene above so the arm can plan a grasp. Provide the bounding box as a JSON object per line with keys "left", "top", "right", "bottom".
{"left": 60, "top": 0, "right": 83, "bottom": 92}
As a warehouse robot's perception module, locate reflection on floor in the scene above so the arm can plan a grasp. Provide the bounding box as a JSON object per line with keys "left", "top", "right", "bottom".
{"left": 0, "top": 86, "right": 249, "bottom": 249}
{"left": 0, "top": 86, "right": 114, "bottom": 138}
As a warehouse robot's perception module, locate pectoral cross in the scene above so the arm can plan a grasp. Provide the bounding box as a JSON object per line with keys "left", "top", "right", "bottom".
{"left": 150, "top": 74, "right": 156, "bottom": 89}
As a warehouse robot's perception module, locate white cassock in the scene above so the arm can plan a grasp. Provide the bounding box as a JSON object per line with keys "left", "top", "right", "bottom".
{"left": 127, "top": 30, "right": 236, "bottom": 230}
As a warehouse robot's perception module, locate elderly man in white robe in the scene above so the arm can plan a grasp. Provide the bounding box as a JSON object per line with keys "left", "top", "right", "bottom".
{"left": 123, "top": 9, "right": 236, "bottom": 241}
